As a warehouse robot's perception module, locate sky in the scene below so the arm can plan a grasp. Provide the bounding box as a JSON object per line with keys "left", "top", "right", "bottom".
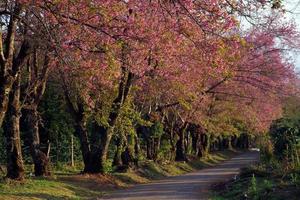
{"left": 284, "top": 0, "right": 300, "bottom": 70}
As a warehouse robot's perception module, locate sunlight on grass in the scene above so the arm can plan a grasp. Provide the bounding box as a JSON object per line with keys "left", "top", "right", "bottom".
{"left": 0, "top": 178, "right": 104, "bottom": 200}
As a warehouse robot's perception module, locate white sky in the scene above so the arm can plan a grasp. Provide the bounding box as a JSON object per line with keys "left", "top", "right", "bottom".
{"left": 284, "top": 0, "right": 300, "bottom": 70}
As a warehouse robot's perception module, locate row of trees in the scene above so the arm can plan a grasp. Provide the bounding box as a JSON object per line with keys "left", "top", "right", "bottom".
{"left": 0, "top": 0, "right": 299, "bottom": 180}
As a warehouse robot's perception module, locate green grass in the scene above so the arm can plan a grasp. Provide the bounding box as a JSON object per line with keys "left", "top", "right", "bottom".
{"left": 211, "top": 166, "right": 300, "bottom": 200}
{"left": 0, "top": 177, "right": 104, "bottom": 200}
{"left": 0, "top": 150, "right": 240, "bottom": 200}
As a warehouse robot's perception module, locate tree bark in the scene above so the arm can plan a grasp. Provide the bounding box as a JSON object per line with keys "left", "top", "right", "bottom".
{"left": 113, "top": 137, "right": 124, "bottom": 167}
{"left": 85, "top": 67, "right": 134, "bottom": 173}
{"left": 121, "top": 146, "right": 135, "bottom": 168}
{"left": 83, "top": 125, "right": 113, "bottom": 174}
{"left": 23, "top": 107, "right": 50, "bottom": 176}
{"left": 71, "top": 135, "right": 74, "bottom": 167}
{"left": 64, "top": 90, "right": 92, "bottom": 173}
{"left": 75, "top": 117, "right": 91, "bottom": 173}
{"left": 176, "top": 130, "right": 187, "bottom": 161}
{"left": 203, "top": 134, "right": 210, "bottom": 157}
{"left": 4, "top": 74, "right": 25, "bottom": 180}
{"left": 0, "top": 4, "right": 28, "bottom": 127}
{"left": 146, "top": 138, "right": 153, "bottom": 160}
{"left": 21, "top": 53, "right": 51, "bottom": 176}
{"left": 134, "top": 135, "right": 140, "bottom": 167}
{"left": 97, "top": 127, "right": 116, "bottom": 173}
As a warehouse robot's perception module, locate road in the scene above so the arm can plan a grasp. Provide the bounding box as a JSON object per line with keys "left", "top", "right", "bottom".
{"left": 99, "top": 151, "right": 259, "bottom": 200}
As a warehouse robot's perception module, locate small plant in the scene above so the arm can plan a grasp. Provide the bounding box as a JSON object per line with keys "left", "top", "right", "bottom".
{"left": 289, "top": 173, "right": 299, "bottom": 186}
{"left": 262, "top": 179, "right": 273, "bottom": 191}
{"left": 103, "top": 159, "right": 113, "bottom": 173}
{"left": 248, "top": 174, "right": 258, "bottom": 200}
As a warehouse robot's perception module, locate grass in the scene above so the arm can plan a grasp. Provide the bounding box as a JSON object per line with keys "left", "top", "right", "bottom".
{"left": 210, "top": 165, "right": 300, "bottom": 200}
{"left": 0, "top": 178, "right": 104, "bottom": 200}
{"left": 0, "top": 149, "right": 240, "bottom": 200}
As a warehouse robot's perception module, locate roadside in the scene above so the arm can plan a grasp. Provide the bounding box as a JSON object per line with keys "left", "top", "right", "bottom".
{"left": 0, "top": 150, "right": 240, "bottom": 200}
{"left": 211, "top": 157, "right": 300, "bottom": 200}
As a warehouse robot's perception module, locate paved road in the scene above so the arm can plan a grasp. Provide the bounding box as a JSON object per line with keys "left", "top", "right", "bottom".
{"left": 99, "top": 151, "right": 259, "bottom": 200}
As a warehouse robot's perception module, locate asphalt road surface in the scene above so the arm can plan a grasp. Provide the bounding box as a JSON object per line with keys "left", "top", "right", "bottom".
{"left": 99, "top": 151, "right": 259, "bottom": 200}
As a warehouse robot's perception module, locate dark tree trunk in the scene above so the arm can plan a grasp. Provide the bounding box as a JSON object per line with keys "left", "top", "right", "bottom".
{"left": 237, "top": 134, "right": 249, "bottom": 149}
{"left": 134, "top": 135, "right": 140, "bottom": 167}
{"left": 228, "top": 137, "right": 233, "bottom": 149}
{"left": 121, "top": 146, "right": 134, "bottom": 168}
{"left": 176, "top": 131, "right": 186, "bottom": 161}
{"left": 185, "top": 131, "right": 191, "bottom": 155}
{"left": 84, "top": 126, "right": 113, "bottom": 174}
{"left": 75, "top": 121, "right": 91, "bottom": 173}
{"left": 231, "top": 135, "right": 238, "bottom": 148}
{"left": 23, "top": 107, "right": 50, "bottom": 176}
{"left": 113, "top": 137, "right": 124, "bottom": 167}
{"left": 146, "top": 139, "right": 152, "bottom": 160}
{"left": 19, "top": 48, "right": 51, "bottom": 177}
{"left": 0, "top": 77, "right": 13, "bottom": 127}
{"left": 195, "top": 133, "right": 204, "bottom": 158}
{"left": 203, "top": 134, "right": 210, "bottom": 156}
{"left": 218, "top": 137, "right": 223, "bottom": 151}
{"left": 84, "top": 151, "right": 102, "bottom": 173}
{"left": 175, "top": 122, "right": 189, "bottom": 161}
{"left": 64, "top": 91, "right": 92, "bottom": 173}
{"left": 191, "top": 132, "right": 200, "bottom": 156}
{"left": 0, "top": 4, "right": 27, "bottom": 127}
{"left": 4, "top": 74, "right": 24, "bottom": 180}
{"left": 153, "top": 137, "right": 161, "bottom": 161}
{"left": 169, "top": 129, "right": 176, "bottom": 161}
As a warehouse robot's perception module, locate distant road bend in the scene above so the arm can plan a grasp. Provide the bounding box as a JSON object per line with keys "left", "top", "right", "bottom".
{"left": 98, "top": 151, "right": 259, "bottom": 200}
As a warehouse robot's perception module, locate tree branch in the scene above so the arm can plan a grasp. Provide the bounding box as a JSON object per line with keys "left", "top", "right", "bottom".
{"left": 0, "top": 31, "right": 5, "bottom": 64}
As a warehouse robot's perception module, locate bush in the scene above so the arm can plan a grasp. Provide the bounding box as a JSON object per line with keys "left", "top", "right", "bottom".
{"left": 269, "top": 118, "right": 300, "bottom": 165}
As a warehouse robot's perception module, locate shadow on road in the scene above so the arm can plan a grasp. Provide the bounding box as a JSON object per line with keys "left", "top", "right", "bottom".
{"left": 98, "top": 151, "right": 259, "bottom": 200}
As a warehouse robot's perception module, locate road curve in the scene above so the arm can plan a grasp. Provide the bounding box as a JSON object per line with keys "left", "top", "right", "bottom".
{"left": 98, "top": 151, "right": 259, "bottom": 200}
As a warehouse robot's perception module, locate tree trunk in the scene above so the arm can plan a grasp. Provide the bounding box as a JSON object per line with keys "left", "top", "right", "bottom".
{"left": 204, "top": 134, "right": 210, "bottom": 157}
{"left": 75, "top": 120, "right": 92, "bottom": 173}
{"left": 134, "top": 135, "right": 140, "bottom": 167}
{"left": 146, "top": 138, "right": 153, "bottom": 160}
{"left": 121, "top": 146, "right": 134, "bottom": 168}
{"left": 98, "top": 127, "right": 113, "bottom": 173}
{"left": 191, "top": 132, "right": 199, "bottom": 156}
{"left": 71, "top": 135, "right": 74, "bottom": 167}
{"left": 232, "top": 135, "right": 238, "bottom": 148}
{"left": 228, "top": 137, "right": 233, "bottom": 150}
{"left": 85, "top": 66, "right": 134, "bottom": 173}
{"left": 23, "top": 107, "right": 50, "bottom": 176}
{"left": 175, "top": 131, "right": 186, "bottom": 161}
{"left": 153, "top": 136, "right": 161, "bottom": 161}
{"left": 20, "top": 52, "right": 51, "bottom": 176}
{"left": 0, "top": 4, "right": 26, "bottom": 127}
{"left": 113, "top": 137, "right": 124, "bottom": 167}
{"left": 218, "top": 137, "right": 223, "bottom": 151}
{"left": 84, "top": 126, "right": 113, "bottom": 174}
{"left": 4, "top": 74, "right": 24, "bottom": 180}
{"left": 196, "top": 133, "right": 204, "bottom": 158}
{"left": 0, "top": 78, "right": 13, "bottom": 127}
{"left": 65, "top": 95, "right": 92, "bottom": 173}
{"left": 169, "top": 129, "right": 176, "bottom": 161}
